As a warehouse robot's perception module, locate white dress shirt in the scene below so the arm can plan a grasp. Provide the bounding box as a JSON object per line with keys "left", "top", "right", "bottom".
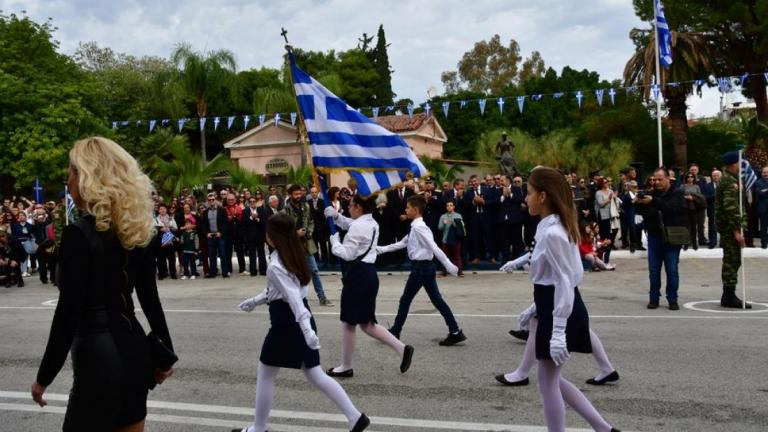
{"left": 376, "top": 217, "right": 454, "bottom": 270}
{"left": 528, "top": 214, "right": 584, "bottom": 323}
{"left": 330, "top": 213, "right": 379, "bottom": 263}
{"left": 250, "top": 251, "right": 311, "bottom": 323}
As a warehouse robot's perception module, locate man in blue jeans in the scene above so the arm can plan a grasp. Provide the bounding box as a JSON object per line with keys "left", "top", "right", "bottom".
{"left": 376, "top": 195, "right": 466, "bottom": 346}
{"left": 636, "top": 168, "right": 687, "bottom": 310}
{"left": 201, "top": 192, "right": 230, "bottom": 278}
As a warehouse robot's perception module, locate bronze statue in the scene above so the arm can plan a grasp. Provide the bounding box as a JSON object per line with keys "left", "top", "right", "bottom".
{"left": 496, "top": 132, "right": 517, "bottom": 176}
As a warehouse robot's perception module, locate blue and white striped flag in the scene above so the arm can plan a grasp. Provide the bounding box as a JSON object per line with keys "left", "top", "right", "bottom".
{"left": 741, "top": 153, "right": 758, "bottom": 191}
{"left": 289, "top": 54, "right": 427, "bottom": 196}
{"left": 656, "top": 0, "right": 673, "bottom": 68}
{"left": 161, "top": 231, "right": 175, "bottom": 246}
{"left": 33, "top": 178, "right": 44, "bottom": 203}
{"left": 65, "top": 192, "right": 76, "bottom": 223}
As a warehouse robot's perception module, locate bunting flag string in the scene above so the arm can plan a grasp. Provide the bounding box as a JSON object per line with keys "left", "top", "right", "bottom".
{"left": 109, "top": 71, "right": 768, "bottom": 132}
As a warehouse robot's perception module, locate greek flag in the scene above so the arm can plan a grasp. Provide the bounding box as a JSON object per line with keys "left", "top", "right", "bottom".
{"left": 289, "top": 54, "right": 426, "bottom": 196}
{"left": 161, "top": 231, "right": 175, "bottom": 246}
{"left": 741, "top": 155, "right": 757, "bottom": 191}
{"left": 656, "top": 0, "right": 673, "bottom": 68}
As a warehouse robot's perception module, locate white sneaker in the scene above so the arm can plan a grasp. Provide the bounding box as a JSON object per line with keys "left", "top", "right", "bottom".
{"left": 22, "top": 272, "right": 31, "bottom": 277}
{"left": 190, "top": 275, "right": 196, "bottom": 280}
{"left": 242, "top": 271, "right": 250, "bottom": 276}
{"left": 180, "top": 276, "right": 188, "bottom": 280}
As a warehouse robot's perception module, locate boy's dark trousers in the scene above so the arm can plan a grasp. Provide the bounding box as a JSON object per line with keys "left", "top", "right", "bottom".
{"left": 389, "top": 260, "right": 459, "bottom": 336}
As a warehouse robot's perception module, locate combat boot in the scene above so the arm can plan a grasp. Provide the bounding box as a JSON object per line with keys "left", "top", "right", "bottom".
{"left": 721, "top": 287, "right": 752, "bottom": 309}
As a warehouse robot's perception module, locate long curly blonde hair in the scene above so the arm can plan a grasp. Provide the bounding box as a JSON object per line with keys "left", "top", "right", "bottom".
{"left": 70, "top": 137, "right": 156, "bottom": 249}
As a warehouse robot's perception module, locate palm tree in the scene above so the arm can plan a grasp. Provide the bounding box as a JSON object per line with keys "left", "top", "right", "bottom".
{"left": 418, "top": 155, "right": 465, "bottom": 185}
{"left": 148, "top": 137, "right": 232, "bottom": 197}
{"left": 171, "top": 43, "right": 237, "bottom": 162}
{"left": 227, "top": 164, "right": 267, "bottom": 191}
{"left": 624, "top": 28, "right": 712, "bottom": 168}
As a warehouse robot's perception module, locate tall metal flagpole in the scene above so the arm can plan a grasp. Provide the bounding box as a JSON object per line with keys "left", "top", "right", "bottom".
{"left": 738, "top": 150, "right": 747, "bottom": 309}
{"left": 653, "top": 0, "right": 664, "bottom": 167}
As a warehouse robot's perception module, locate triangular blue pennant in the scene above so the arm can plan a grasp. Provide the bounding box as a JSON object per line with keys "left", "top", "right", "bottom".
{"left": 258, "top": 114, "right": 266, "bottom": 126}
{"left": 290, "top": 112, "right": 297, "bottom": 126}
{"left": 372, "top": 107, "right": 379, "bottom": 119}
{"left": 497, "top": 97, "right": 505, "bottom": 114}
{"left": 553, "top": 92, "right": 564, "bottom": 99}
{"left": 227, "top": 116, "right": 235, "bottom": 130}
{"left": 161, "top": 119, "right": 170, "bottom": 127}
{"left": 243, "top": 115, "right": 251, "bottom": 130}
{"left": 111, "top": 121, "right": 117, "bottom": 130}
{"left": 213, "top": 116, "right": 220, "bottom": 131}
{"left": 740, "top": 73, "right": 749, "bottom": 86}
{"left": 386, "top": 105, "right": 395, "bottom": 112}
{"left": 608, "top": 88, "right": 616, "bottom": 105}
{"left": 718, "top": 77, "right": 731, "bottom": 93}
{"left": 274, "top": 112, "right": 281, "bottom": 126}
{"left": 651, "top": 84, "right": 661, "bottom": 101}
{"left": 575, "top": 91, "right": 584, "bottom": 109}
{"left": 532, "top": 94, "right": 543, "bottom": 101}
{"left": 178, "top": 118, "right": 187, "bottom": 132}
{"left": 595, "top": 89, "right": 604, "bottom": 106}
{"left": 516, "top": 96, "right": 525, "bottom": 113}
{"left": 478, "top": 99, "right": 486, "bottom": 115}
{"left": 459, "top": 100, "right": 467, "bottom": 108}
{"left": 424, "top": 103, "right": 431, "bottom": 116}
{"left": 441, "top": 101, "right": 450, "bottom": 118}
{"left": 407, "top": 103, "right": 414, "bottom": 118}
{"left": 199, "top": 117, "right": 206, "bottom": 131}
{"left": 149, "top": 119, "right": 157, "bottom": 132}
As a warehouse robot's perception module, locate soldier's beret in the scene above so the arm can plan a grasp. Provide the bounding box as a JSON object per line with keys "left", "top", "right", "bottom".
{"left": 721, "top": 151, "right": 740, "bottom": 165}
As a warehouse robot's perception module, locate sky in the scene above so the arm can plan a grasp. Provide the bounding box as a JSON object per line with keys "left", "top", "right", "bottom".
{"left": 3, "top": 0, "right": 744, "bottom": 117}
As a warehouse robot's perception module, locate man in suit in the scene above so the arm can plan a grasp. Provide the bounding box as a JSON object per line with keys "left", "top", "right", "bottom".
{"left": 464, "top": 174, "right": 497, "bottom": 264}
{"left": 703, "top": 170, "right": 721, "bottom": 248}
{"left": 689, "top": 164, "right": 709, "bottom": 246}
{"left": 498, "top": 175, "right": 525, "bottom": 262}
{"left": 201, "top": 192, "right": 230, "bottom": 278}
{"left": 243, "top": 196, "right": 268, "bottom": 276}
{"left": 307, "top": 186, "right": 329, "bottom": 265}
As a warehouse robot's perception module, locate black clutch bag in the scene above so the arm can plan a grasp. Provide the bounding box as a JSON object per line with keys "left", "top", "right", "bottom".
{"left": 147, "top": 332, "right": 178, "bottom": 370}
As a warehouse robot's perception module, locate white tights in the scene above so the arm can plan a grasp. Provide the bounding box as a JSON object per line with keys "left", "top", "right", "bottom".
{"left": 537, "top": 360, "right": 613, "bottom": 432}
{"left": 504, "top": 319, "right": 615, "bottom": 382}
{"left": 247, "top": 361, "right": 363, "bottom": 432}
{"left": 332, "top": 322, "right": 405, "bottom": 372}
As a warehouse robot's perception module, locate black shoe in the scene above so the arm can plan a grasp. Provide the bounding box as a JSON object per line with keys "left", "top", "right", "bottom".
{"left": 647, "top": 300, "right": 659, "bottom": 309}
{"left": 326, "top": 367, "right": 354, "bottom": 378}
{"left": 508, "top": 329, "right": 529, "bottom": 341}
{"left": 668, "top": 302, "right": 680, "bottom": 311}
{"left": 204, "top": 274, "right": 216, "bottom": 279}
{"left": 721, "top": 296, "right": 752, "bottom": 309}
{"left": 611, "top": 429, "right": 622, "bottom": 432}
{"left": 708, "top": 244, "right": 716, "bottom": 249}
{"left": 222, "top": 274, "right": 230, "bottom": 278}
{"left": 636, "top": 246, "right": 647, "bottom": 251}
{"left": 388, "top": 327, "right": 400, "bottom": 339}
{"left": 586, "top": 370, "right": 619, "bottom": 385}
{"left": 400, "top": 345, "right": 414, "bottom": 373}
{"left": 495, "top": 374, "right": 529, "bottom": 386}
{"left": 350, "top": 413, "right": 370, "bottom": 432}
{"left": 439, "top": 330, "right": 467, "bottom": 346}
{"left": 41, "top": 279, "right": 48, "bottom": 284}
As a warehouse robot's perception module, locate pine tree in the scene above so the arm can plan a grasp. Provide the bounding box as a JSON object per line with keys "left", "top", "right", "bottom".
{"left": 372, "top": 24, "right": 395, "bottom": 105}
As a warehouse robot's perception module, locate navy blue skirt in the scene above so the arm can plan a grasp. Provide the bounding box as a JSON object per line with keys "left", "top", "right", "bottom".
{"left": 534, "top": 284, "right": 592, "bottom": 360}
{"left": 260, "top": 298, "right": 320, "bottom": 369}
{"left": 340, "top": 262, "right": 378, "bottom": 325}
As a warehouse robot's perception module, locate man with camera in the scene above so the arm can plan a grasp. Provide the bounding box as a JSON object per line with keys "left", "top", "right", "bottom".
{"left": 635, "top": 168, "right": 687, "bottom": 310}
{"left": 281, "top": 184, "right": 333, "bottom": 306}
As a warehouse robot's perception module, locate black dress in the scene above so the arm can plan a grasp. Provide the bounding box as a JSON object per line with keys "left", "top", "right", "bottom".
{"left": 260, "top": 298, "right": 320, "bottom": 369}
{"left": 534, "top": 284, "right": 592, "bottom": 360}
{"left": 36, "top": 217, "right": 174, "bottom": 431}
{"left": 340, "top": 262, "right": 379, "bottom": 325}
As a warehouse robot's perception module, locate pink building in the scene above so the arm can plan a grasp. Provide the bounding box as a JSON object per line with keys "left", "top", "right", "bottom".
{"left": 223, "top": 113, "right": 447, "bottom": 186}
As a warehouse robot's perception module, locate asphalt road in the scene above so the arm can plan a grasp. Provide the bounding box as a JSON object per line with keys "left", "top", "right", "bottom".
{"left": 2, "top": 252, "right": 768, "bottom": 431}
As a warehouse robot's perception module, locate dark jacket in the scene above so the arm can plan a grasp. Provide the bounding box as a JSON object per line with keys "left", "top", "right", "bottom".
{"left": 200, "top": 206, "right": 229, "bottom": 237}
{"left": 756, "top": 178, "right": 768, "bottom": 215}
{"left": 636, "top": 186, "right": 686, "bottom": 238}
{"left": 498, "top": 186, "right": 524, "bottom": 224}
{"left": 242, "top": 205, "right": 268, "bottom": 241}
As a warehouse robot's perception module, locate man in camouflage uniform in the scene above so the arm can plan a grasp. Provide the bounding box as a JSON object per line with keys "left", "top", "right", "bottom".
{"left": 716, "top": 151, "right": 752, "bottom": 309}
{"left": 281, "top": 184, "right": 333, "bottom": 307}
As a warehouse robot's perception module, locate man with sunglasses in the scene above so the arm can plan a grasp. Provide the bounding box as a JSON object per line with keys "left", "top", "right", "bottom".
{"left": 201, "top": 192, "right": 230, "bottom": 278}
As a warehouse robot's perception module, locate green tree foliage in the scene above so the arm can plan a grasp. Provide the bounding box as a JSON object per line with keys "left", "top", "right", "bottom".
{"left": 371, "top": 24, "right": 395, "bottom": 105}
{"left": 227, "top": 164, "right": 267, "bottom": 191}
{"left": 171, "top": 43, "right": 237, "bottom": 162}
{"left": 418, "top": 155, "right": 465, "bottom": 185}
{"left": 285, "top": 165, "right": 313, "bottom": 186}
{"left": 0, "top": 13, "right": 106, "bottom": 191}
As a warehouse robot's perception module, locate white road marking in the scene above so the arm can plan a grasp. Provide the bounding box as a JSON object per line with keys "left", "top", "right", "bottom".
{"left": 683, "top": 300, "right": 768, "bottom": 314}
{"left": 0, "top": 391, "right": 592, "bottom": 431}
{"left": 3, "top": 305, "right": 768, "bottom": 320}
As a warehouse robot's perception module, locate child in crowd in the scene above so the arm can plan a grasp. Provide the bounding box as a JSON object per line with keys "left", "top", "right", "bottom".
{"left": 578, "top": 224, "right": 615, "bottom": 271}
{"left": 235, "top": 213, "right": 370, "bottom": 432}
{"left": 181, "top": 215, "right": 199, "bottom": 279}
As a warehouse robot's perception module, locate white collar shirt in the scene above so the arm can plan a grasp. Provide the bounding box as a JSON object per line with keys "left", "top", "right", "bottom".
{"left": 529, "top": 214, "right": 584, "bottom": 323}
{"left": 250, "top": 251, "right": 311, "bottom": 323}
{"left": 375, "top": 217, "right": 453, "bottom": 270}
{"left": 330, "top": 213, "right": 379, "bottom": 263}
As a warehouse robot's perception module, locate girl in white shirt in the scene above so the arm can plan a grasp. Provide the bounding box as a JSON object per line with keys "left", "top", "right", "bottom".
{"left": 235, "top": 213, "right": 370, "bottom": 432}
{"left": 521, "top": 167, "right": 620, "bottom": 432}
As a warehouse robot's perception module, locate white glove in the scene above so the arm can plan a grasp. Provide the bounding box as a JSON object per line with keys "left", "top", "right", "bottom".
{"left": 323, "top": 206, "right": 338, "bottom": 219}
{"left": 517, "top": 303, "right": 537, "bottom": 330}
{"left": 549, "top": 317, "right": 570, "bottom": 366}
{"left": 446, "top": 263, "right": 459, "bottom": 277}
{"left": 329, "top": 232, "right": 340, "bottom": 245}
{"left": 499, "top": 260, "right": 517, "bottom": 273}
{"left": 499, "top": 253, "right": 530, "bottom": 273}
{"left": 299, "top": 319, "right": 321, "bottom": 350}
{"left": 239, "top": 293, "right": 267, "bottom": 312}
